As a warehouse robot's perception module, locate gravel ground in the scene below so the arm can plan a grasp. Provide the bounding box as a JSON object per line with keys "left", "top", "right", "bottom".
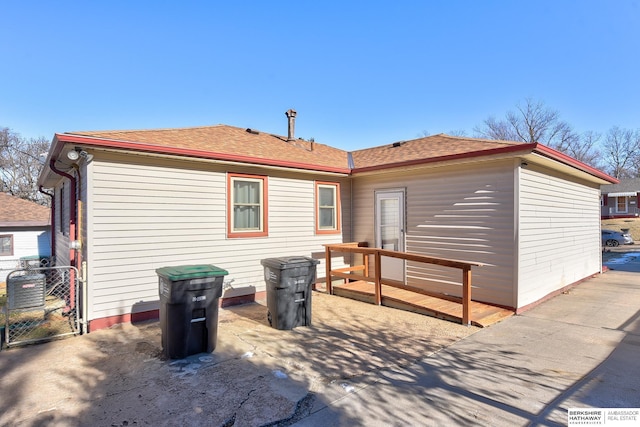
{"left": 0, "top": 291, "right": 479, "bottom": 426}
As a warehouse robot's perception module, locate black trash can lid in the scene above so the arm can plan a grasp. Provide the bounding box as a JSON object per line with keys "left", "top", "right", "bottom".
{"left": 261, "top": 256, "right": 320, "bottom": 269}
{"left": 156, "top": 264, "right": 229, "bottom": 281}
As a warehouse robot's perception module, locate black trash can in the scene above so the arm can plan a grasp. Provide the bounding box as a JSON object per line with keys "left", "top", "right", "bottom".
{"left": 156, "top": 265, "right": 228, "bottom": 359}
{"left": 261, "top": 256, "right": 319, "bottom": 330}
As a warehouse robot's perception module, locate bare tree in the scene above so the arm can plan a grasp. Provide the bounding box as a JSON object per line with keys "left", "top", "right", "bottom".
{"left": 474, "top": 98, "right": 576, "bottom": 144}
{"left": 447, "top": 129, "right": 467, "bottom": 137}
{"left": 418, "top": 129, "right": 467, "bottom": 138}
{"left": 0, "top": 127, "right": 51, "bottom": 205}
{"left": 601, "top": 126, "right": 640, "bottom": 179}
{"left": 560, "top": 130, "right": 603, "bottom": 170}
{"left": 473, "top": 115, "right": 516, "bottom": 141}
{"left": 473, "top": 98, "right": 601, "bottom": 166}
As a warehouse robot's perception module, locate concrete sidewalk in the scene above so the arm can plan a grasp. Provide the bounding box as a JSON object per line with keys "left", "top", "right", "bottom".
{"left": 297, "top": 268, "right": 640, "bottom": 426}
{"left": 1, "top": 256, "right": 639, "bottom": 426}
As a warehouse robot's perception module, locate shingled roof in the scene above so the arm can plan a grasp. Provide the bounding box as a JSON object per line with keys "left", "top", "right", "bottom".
{"left": 41, "top": 122, "right": 616, "bottom": 185}
{"left": 601, "top": 177, "right": 640, "bottom": 194}
{"left": 351, "top": 133, "right": 524, "bottom": 170}
{"left": 0, "top": 193, "right": 50, "bottom": 227}
{"left": 65, "top": 125, "right": 350, "bottom": 172}
{"left": 53, "top": 127, "right": 528, "bottom": 173}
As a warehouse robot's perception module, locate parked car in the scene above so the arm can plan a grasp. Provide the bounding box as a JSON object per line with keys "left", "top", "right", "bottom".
{"left": 601, "top": 229, "right": 634, "bottom": 247}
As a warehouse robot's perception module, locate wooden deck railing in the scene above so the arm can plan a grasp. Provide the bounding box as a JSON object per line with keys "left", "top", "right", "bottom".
{"left": 323, "top": 242, "right": 483, "bottom": 325}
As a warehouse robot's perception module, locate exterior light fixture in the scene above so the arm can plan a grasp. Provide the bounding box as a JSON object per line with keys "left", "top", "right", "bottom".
{"left": 66, "top": 147, "right": 94, "bottom": 163}
{"left": 67, "top": 149, "right": 80, "bottom": 161}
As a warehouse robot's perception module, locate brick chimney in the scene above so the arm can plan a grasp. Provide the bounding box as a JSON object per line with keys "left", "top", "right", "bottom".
{"left": 285, "top": 109, "right": 297, "bottom": 141}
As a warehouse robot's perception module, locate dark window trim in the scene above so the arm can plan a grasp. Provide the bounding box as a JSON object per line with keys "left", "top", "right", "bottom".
{"left": 0, "top": 234, "right": 14, "bottom": 256}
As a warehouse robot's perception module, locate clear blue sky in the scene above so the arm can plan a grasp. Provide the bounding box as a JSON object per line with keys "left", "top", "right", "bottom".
{"left": 1, "top": 1, "right": 639, "bottom": 150}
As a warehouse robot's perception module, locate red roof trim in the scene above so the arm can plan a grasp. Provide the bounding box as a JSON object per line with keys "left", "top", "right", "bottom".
{"left": 352, "top": 142, "right": 618, "bottom": 183}
{"left": 352, "top": 143, "right": 539, "bottom": 173}
{"left": 532, "top": 144, "right": 618, "bottom": 183}
{"left": 54, "top": 133, "right": 351, "bottom": 175}
{"left": 0, "top": 221, "right": 50, "bottom": 227}
{"left": 52, "top": 133, "right": 618, "bottom": 184}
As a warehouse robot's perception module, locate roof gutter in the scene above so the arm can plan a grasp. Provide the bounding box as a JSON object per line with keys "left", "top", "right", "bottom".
{"left": 45, "top": 133, "right": 618, "bottom": 184}
{"left": 351, "top": 142, "right": 618, "bottom": 184}
{"left": 48, "top": 158, "right": 77, "bottom": 268}
{"left": 532, "top": 144, "right": 618, "bottom": 184}
{"left": 0, "top": 220, "right": 51, "bottom": 227}
{"left": 38, "top": 186, "right": 56, "bottom": 260}
{"left": 351, "top": 143, "right": 540, "bottom": 174}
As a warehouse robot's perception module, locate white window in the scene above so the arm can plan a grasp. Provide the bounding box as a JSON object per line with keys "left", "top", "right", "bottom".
{"left": 616, "top": 196, "right": 628, "bottom": 213}
{"left": 316, "top": 182, "right": 341, "bottom": 234}
{"left": 227, "top": 174, "right": 268, "bottom": 238}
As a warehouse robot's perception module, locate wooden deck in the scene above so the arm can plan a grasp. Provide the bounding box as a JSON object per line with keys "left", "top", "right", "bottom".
{"left": 329, "top": 280, "right": 513, "bottom": 328}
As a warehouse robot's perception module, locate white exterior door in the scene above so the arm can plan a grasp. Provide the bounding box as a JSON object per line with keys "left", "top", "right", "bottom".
{"left": 375, "top": 190, "right": 405, "bottom": 282}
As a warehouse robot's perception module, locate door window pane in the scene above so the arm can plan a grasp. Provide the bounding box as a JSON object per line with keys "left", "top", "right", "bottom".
{"left": 380, "top": 198, "right": 399, "bottom": 250}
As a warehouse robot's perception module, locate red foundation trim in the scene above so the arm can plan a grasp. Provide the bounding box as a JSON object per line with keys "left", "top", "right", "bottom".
{"left": 88, "top": 313, "right": 140, "bottom": 331}
{"left": 87, "top": 291, "right": 268, "bottom": 331}
{"left": 220, "top": 291, "right": 266, "bottom": 307}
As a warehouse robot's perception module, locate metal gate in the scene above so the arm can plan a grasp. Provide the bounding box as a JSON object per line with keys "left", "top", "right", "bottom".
{"left": 3, "top": 266, "right": 80, "bottom": 347}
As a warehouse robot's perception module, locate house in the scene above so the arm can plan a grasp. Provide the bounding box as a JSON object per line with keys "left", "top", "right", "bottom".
{"left": 601, "top": 178, "right": 640, "bottom": 219}
{"left": 0, "top": 193, "right": 51, "bottom": 281}
{"left": 37, "top": 111, "right": 617, "bottom": 331}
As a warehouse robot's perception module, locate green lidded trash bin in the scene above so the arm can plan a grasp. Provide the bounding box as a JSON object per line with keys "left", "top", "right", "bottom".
{"left": 19, "top": 255, "right": 51, "bottom": 269}
{"left": 156, "top": 264, "right": 228, "bottom": 359}
{"left": 261, "top": 256, "right": 319, "bottom": 330}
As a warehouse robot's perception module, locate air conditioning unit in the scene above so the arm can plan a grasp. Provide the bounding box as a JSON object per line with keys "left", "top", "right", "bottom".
{"left": 7, "top": 274, "right": 46, "bottom": 310}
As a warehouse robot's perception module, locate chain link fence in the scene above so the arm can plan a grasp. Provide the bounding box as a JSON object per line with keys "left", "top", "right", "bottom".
{"left": 2, "top": 265, "right": 79, "bottom": 348}
{"left": 1, "top": 259, "right": 22, "bottom": 284}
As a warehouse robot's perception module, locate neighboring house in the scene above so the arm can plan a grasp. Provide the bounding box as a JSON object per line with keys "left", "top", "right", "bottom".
{"left": 37, "top": 112, "right": 617, "bottom": 331}
{"left": 601, "top": 178, "right": 640, "bottom": 219}
{"left": 0, "top": 193, "right": 51, "bottom": 282}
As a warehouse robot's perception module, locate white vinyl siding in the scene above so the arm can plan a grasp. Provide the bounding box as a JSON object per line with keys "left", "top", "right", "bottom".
{"left": 9, "top": 230, "right": 50, "bottom": 258}
{"left": 517, "top": 165, "right": 601, "bottom": 308}
{"left": 85, "top": 153, "right": 350, "bottom": 322}
{"left": 352, "top": 160, "right": 516, "bottom": 307}
{"left": 0, "top": 228, "right": 51, "bottom": 281}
